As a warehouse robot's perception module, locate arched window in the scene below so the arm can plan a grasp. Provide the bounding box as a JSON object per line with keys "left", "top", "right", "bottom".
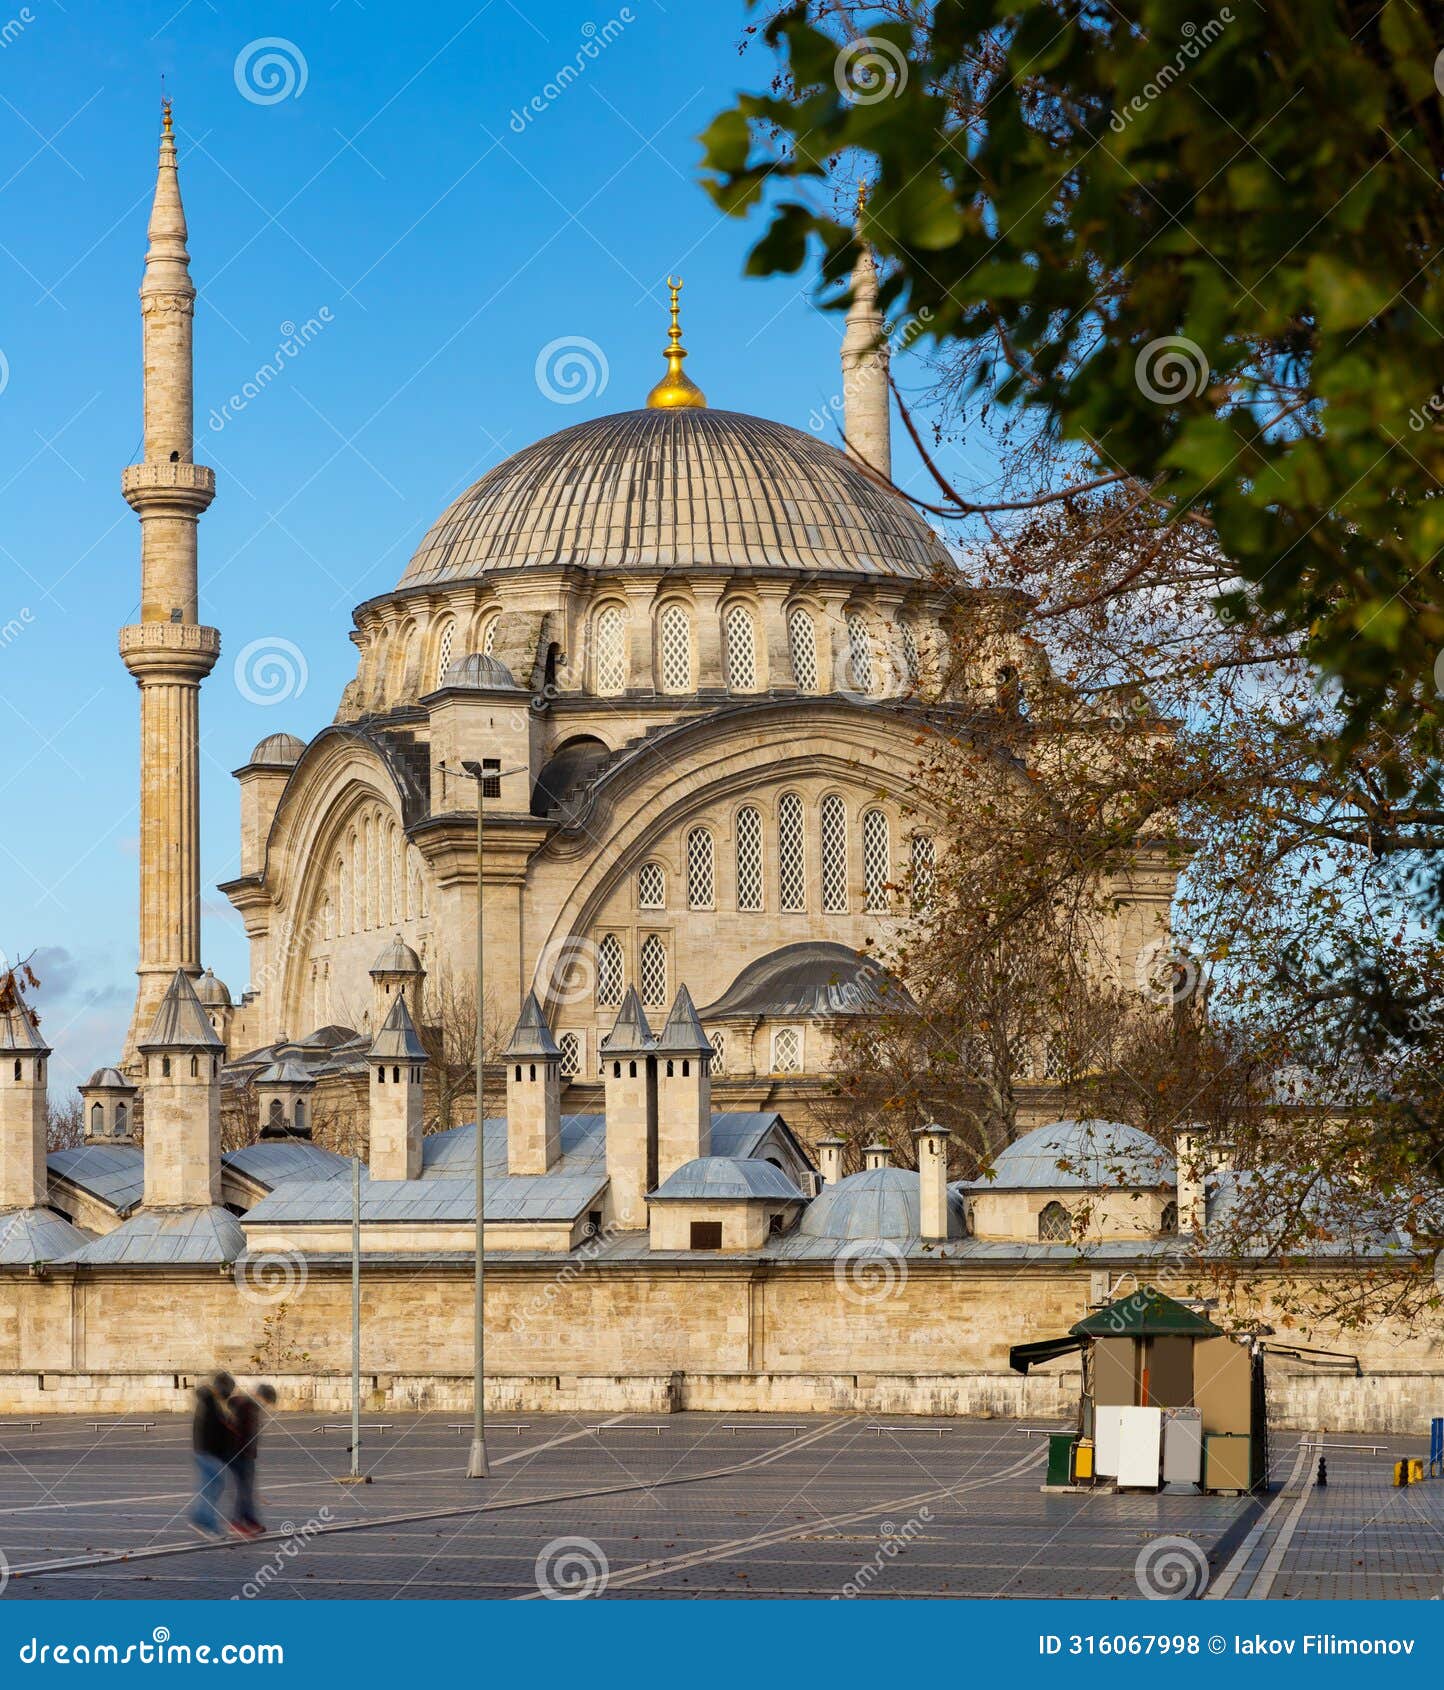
{"left": 788, "top": 608, "right": 818, "bottom": 692}
{"left": 897, "top": 618, "right": 919, "bottom": 684}
{"left": 90, "top": 1102, "right": 103, "bottom": 1136}
{"left": 821, "top": 795, "right": 848, "bottom": 913}
{"left": 778, "top": 792, "right": 805, "bottom": 913}
{"left": 709, "top": 1031, "right": 726, "bottom": 1074}
{"left": 1160, "top": 1201, "right": 1179, "bottom": 1237}
{"left": 911, "top": 833, "right": 935, "bottom": 912}
{"left": 658, "top": 604, "right": 693, "bottom": 693}
{"left": 267, "top": 1098, "right": 284, "bottom": 1129}
{"left": 558, "top": 1031, "right": 582, "bottom": 1077}
{"left": 687, "top": 826, "right": 715, "bottom": 909}
{"left": 862, "top": 808, "right": 890, "bottom": 912}
{"left": 597, "top": 933, "right": 624, "bottom": 1006}
{"left": 392, "top": 624, "right": 418, "bottom": 700}
{"left": 322, "top": 895, "right": 333, "bottom": 941}
{"left": 294, "top": 1099, "right": 306, "bottom": 1133}
{"left": 639, "top": 934, "right": 668, "bottom": 1006}
{"left": 1038, "top": 1201, "right": 1071, "bottom": 1243}
{"left": 370, "top": 627, "right": 391, "bottom": 709}
{"left": 637, "top": 861, "right": 666, "bottom": 910}
{"left": 594, "top": 605, "right": 628, "bottom": 695}
{"left": 771, "top": 1026, "right": 802, "bottom": 1072}
{"left": 845, "top": 612, "right": 874, "bottom": 696}
{"left": 735, "top": 806, "right": 763, "bottom": 912}
{"left": 350, "top": 832, "right": 362, "bottom": 932}
{"left": 435, "top": 618, "right": 456, "bottom": 686}
{"left": 361, "top": 817, "right": 372, "bottom": 930}
{"left": 115, "top": 1102, "right": 127, "bottom": 1136}
{"left": 337, "top": 852, "right": 349, "bottom": 935}
{"left": 724, "top": 604, "right": 757, "bottom": 692}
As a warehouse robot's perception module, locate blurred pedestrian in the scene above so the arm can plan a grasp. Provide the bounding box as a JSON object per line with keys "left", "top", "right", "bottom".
{"left": 188, "top": 1371, "right": 235, "bottom": 1539}
{"left": 226, "top": 1382, "right": 277, "bottom": 1538}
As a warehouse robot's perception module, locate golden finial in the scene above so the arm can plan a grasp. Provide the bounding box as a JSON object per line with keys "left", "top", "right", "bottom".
{"left": 161, "top": 96, "right": 173, "bottom": 136}
{"left": 645, "top": 275, "right": 707, "bottom": 410}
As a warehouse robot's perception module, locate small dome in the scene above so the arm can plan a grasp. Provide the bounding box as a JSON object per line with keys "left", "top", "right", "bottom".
{"left": 651, "top": 1157, "right": 803, "bottom": 1203}
{"left": 254, "top": 1057, "right": 314, "bottom": 1088}
{"left": 194, "top": 968, "right": 232, "bottom": 1008}
{"left": 248, "top": 732, "right": 306, "bottom": 767}
{"left": 83, "top": 1066, "right": 134, "bottom": 1092}
{"left": 800, "top": 1165, "right": 965, "bottom": 1241}
{"left": 441, "top": 652, "right": 518, "bottom": 691}
{"left": 370, "top": 936, "right": 423, "bottom": 977}
{"left": 963, "top": 1119, "right": 1174, "bottom": 1192}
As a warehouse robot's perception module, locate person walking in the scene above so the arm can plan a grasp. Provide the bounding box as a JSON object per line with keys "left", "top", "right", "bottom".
{"left": 226, "top": 1382, "right": 277, "bottom": 1538}
{"left": 188, "top": 1371, "right": 235, "bottom": 1539}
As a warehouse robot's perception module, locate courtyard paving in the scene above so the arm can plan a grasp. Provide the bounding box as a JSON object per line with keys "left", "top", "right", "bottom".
{"left": 0, "top": 1412, "right": 1429, "bottom": 1599}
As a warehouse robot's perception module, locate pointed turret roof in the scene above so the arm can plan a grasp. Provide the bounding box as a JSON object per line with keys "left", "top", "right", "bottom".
{"left": 138, "top": 970, "right": 221, "bottom": 1051}
{"left": 0, "top": 980, "right": 48, "bottom": 1056}
{"left": 368, "top": 992, "right": 428, "bottom": 1063}
{"left": 142, "top": 100, "right": 193, "bottom": 301}
{"left": 504, "top": 991, "right": 561, "bottom": 1060}
{"left": 655, "top": 985, "right": 712, "bottom": 1056}
{"left": 600, "top": 987, "right": 653, "bottom": 1055}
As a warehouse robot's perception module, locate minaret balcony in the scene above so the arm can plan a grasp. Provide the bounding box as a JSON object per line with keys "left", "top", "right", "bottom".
{"left": 119, "top": 621, "right": 221, "bottom": 680}
{"left": 121, "top": 461, "right": 216, "bottom": 514}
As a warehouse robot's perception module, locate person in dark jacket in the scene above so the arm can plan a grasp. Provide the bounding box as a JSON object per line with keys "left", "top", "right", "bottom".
{"left": 226, "top": 1382, "right": 277, "bottom": 1538}
{"left": 188, "top": 1372, "right": 235, "bottom": 1538}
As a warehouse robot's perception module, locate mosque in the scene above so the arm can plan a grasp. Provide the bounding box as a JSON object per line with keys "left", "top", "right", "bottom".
{"left": 0, "top": 112, "right": 1431, "bottom": 1431}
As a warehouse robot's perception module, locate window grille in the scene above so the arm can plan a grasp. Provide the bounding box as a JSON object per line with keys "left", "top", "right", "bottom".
{"left": 735, "top": 807, "right": 763, "bottom": 911}
{"left": 709, "top": 1030, "right": 726, "bottom": 1074}
{"left": 482, "top": 616, "right": 498, "bottom": 657}
{"left": 724, "top": 604, "right": 757, "bottom": 692}
{"left": 687, "top": 827, "right": 715, "bottom": 908}
{"left": 845, "top": 613, "right": 874, "bottom": 695}
{"left": 596, "top": 933, "right": 624, "bottom": 1005}
{"left": 911, "top": 833, "right": 935, "bottom": 911}
{"left": 659, "top": 604, "right": 693, "bottom": 693}
{"left": 1038, "top": 1201, "right": 1071, "bottom": 1242}
{"left": 862, "top": 809, "right": 890, "bottom": 912}
{"left": 821, "top": 795, "right": 848, "bottom": 912}
{"left": 771, "top": 1025, "right": 802, "bottom": 1072}
{"left": 637, "top": 861, "right": 666, "bottom": 910}
{"left": 595, "top": 605, "right": 628, "bottom": 694}
{"left": 788, "top": 608, "right": 818, "bottom": 692}
{"left": 897, "top": 618, "right": 919, "bottom": 683}
{"left": 435, "top": 620, "right": 455, "bottom": 685}
{"left": 778, "top": 793, "right": 805, "bottom": 912}
{"left": 1160, "top": 1201, "right": 1178, "bottom": 1237}
{"left": 639, "top": 934, "right": 668, "bottom": 1006}
{"left": 558, "top": 1031, "right": 582, "bottom": 1077}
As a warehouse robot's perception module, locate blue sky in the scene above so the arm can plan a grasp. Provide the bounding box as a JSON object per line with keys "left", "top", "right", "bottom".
{"left": 0, "top": 0, "right": 984, "bottom": 1092}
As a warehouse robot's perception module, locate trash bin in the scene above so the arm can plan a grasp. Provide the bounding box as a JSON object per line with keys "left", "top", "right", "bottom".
{"left": 1047, "top": 1433, "right": 1075, "bottom": 1486}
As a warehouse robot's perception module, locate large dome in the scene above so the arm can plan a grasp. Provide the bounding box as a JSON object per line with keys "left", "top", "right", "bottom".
{"left": 398, "top": 408, "right": 950, "bottom": 588}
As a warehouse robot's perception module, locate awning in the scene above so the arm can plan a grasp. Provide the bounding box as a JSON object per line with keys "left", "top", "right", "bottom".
{"left": 1009, "top": 1334, "right": 1086, "bottom": 1375}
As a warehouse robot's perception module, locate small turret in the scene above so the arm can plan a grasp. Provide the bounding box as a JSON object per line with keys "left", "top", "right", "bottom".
{"left": 0, "top": 981, "right": 50, "bottom": 1210}
{"left": 504, "top": 991, "right": 562, "bottom": 1175}
{"left": 655, "top": 986, "right": 712, "bottom": 1181}
{"left": 137, "top": 969, "right": 222, "bottom": 1209}
{"left": 841, "top": 183, "right": 891, "bottom": 482}
{"left": 254, "top": 1045, "right": 316, "bottom": 1140}
{"left": 367, "top": 993, "right": 427, "bottom": 1182}
{"left": 80, "top": 1066, "right": 138, "bottom": 1145}
{"left": 601, "top": 987, "right": 656, "bottom": 1228}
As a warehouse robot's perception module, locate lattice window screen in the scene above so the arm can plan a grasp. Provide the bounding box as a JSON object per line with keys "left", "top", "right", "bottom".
{"left": 772, "top": 1026, "right": 802, "bottom": 1072}
{"left": 735, "top": 807, "right": 763, "bottom": 911}
{"left": 637, "top": 861, "right": 666, "bottom": 910}
{"left": 862, "top": 808, "right": 890, "bottom": 912}
{"left": 595, "top": 606, "right": 628, "bottom": 694}
{"left": 435, "top": 620, "right": 456, "bottom": 686}
{"left": 821, "top": 796, "right": 848, "bottom": 913}
{"left": 911, "top": 833, "right": 935, "bottom": 911}
{"left": 724, "top": 604, "right": 758, "bottom": 692}
{"left": 788, "top": 608, "right": 818, "bottom": 692}
{"left": 897, "top": 618, "right": 919, "bottom": 682}
{"left": 846, "top": 613, "right": 875, "bottom": 695}
{"left": 558, "top": 1031, "right": 582, "bottom": 1077}
{"left": 639, "top": 935, "right": 668, "bottom": 1006}
{"left": 1038, "top": 1202, "right": 1071, "bottom": 1242}
{"left": 596, "top": 933, "right": 624, "bottom": 1005}
{"left": 709, "top": 1031, "right": 726, "bottom": 1074}
{"left": 659, "top": 604, "right": 693, "bottom": 693}
{"left": 482, "top": 617, "right": 498, "bottom": 656}
{"left": 687, "top": 827, "right": 716, "bottom": 908}
{"left": 778, "top": 793, "right": 806, "bottom": 912}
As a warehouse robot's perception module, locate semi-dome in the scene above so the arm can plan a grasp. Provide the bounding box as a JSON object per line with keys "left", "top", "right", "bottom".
{"left": 962, "top": 1119, "right": 1174, "bottom": 1192}
{"left": 248, "top": 732, "right": 306, "bottom": 767}
{"left": 440, "top": 651, "right": 518, "bottom": 691}
{"left": 398, "top": 409, "right": 950, "bottom": 589}
{"left": 799, "top": 1165, "right": 966, "bottom": 1241}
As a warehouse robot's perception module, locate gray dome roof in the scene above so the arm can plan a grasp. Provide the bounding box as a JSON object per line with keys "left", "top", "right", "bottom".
{"left": 963, "top": 1119, "right": 1174, "bottom": 1192}
{"left": 399, "top": 408, "right": 950, "bottom": 588}
{"left": 800, "top": 1165, "right": 965, "bottom": 1241}
{"left": 441, "top": 651, "right": 519, "bottom": 691}
{"left": 83, "top": 1066, "right": 135, "bottom": 1092}
{"left": 254, "top": 1057, "right": 314, "bottom": 1088}
{"left": 194, "top": 968, "right": 232, "bottom": 1008}
{"left": 249, "top": 731, "right": 306, "bottom": 766}
{"left": 699, "top": 942, "right": 909, "bottom": 1021}
{"left": 370, "top": 936, "right": 423, "bottom": 976}
{"left": 651, "top": 1157, "right": 803, "bottom": 1203}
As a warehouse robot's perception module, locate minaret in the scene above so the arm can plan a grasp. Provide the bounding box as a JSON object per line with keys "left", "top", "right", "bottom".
{"left": 841, "top": 184, "right": 891, "bottom": 482}
{"left": 119, "top": 102, "right": 218, "bottom": 1064}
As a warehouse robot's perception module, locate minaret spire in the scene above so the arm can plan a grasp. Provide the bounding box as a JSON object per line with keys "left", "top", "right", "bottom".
{"left": 119, "top": 104, "right": 219, "bottom": 1066}
{"left": 841, "top": 182, "right": 892, "bottom": 482}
